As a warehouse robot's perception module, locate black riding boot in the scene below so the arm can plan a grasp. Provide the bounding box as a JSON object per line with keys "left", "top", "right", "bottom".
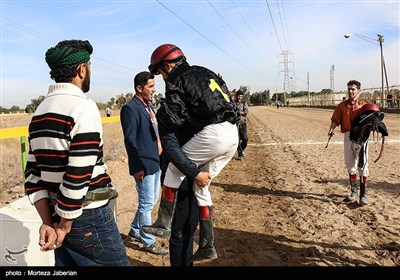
{"left": 359, "top": 176, "right": 368, "bottom": 206}
{"left": 142, "top": 186, "right": 177, "bottom": 239}
{"left": 344, "top": 174, "right": 358, "bottom": 202}
{"left": 192, "top": 206, "right": 218, "bottom": 262}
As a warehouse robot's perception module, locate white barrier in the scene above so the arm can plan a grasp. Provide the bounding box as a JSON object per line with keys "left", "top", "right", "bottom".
{"left": 0, "top": 196, "right": 55, "bottom": 266}
{"left": 1, "top": 196, "right": 118, "bottom": 266}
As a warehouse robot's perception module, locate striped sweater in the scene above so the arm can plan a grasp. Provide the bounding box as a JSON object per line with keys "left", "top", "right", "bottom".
{"left": 24, "top": 83, "right": 111, "bottom": 219}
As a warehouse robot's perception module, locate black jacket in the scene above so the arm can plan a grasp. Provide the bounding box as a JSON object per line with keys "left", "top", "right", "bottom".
{"left": 156, "top": 62, "right": 240, "bottom": 180}
{"left": 156, "top": 62, "right": 240, "bottom": 130}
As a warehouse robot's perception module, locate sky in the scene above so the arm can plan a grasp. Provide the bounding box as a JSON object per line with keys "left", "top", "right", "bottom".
{"left": 1, "top": 0, "right": 399, "bottom": 108}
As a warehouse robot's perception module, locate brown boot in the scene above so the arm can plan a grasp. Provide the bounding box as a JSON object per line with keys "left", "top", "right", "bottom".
{"left": 192, "top": 206, "right": 218, "bottom": 262}
{"left": 142, "top": 186, "right": 177, "bottom": 239}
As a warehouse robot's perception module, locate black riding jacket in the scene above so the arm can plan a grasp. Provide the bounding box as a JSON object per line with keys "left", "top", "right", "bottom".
{"left": 156, "top": 62, "right": 240, "bottom": 181}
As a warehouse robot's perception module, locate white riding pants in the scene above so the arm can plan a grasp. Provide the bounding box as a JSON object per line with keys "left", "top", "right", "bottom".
{"left": 343, "top": 131, "right": 369, "bottom": 177}
{"left": 164, "top": 121, "right": 239, "bottom": 206}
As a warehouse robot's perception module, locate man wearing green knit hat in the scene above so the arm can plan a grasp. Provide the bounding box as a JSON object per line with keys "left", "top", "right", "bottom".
{"left": 45, "top": 40, "right": 92, "bottom": 70}
{"left": 25, "top": 39, "right": 130, "bottom": 266}
{"left": 45, "top": 39, "right": 93, "bottom": 93}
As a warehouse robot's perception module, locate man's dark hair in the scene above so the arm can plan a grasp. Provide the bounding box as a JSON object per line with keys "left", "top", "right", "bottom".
{"left": 236, "top": 90, "right": 244, "bottom": 97}
{"left": 347, "top": 80, "right": 361, "bottom": 90}
{"left": 134, "top": 71, "right": 155, "bottom": 89}
{"left": 50, "top": 63, "right": 81, "bottom": 83}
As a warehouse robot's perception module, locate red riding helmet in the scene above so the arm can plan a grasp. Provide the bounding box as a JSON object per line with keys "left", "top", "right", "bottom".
{"left": 361, "top": 103, "right": 379, "bottom": 114}
{"left": 148, "top": 44, "right": 186, "bottom": 75}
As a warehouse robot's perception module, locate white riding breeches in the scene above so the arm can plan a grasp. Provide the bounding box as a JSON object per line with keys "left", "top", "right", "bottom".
{"left": 343, "top": 131, "right": 369, "bottom": 177}
{"left": 163, "top": 121, "right": 239, "bottom": 206}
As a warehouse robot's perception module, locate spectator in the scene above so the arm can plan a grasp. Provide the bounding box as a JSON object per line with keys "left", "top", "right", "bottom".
{"left": 235, "top": 90, "right": 249, "bottom": 161}
{"left": 387, "top": 93, "right": 394, "bottom": 108}
{"left": 229, "top": 88, "right": 237, "bottom": 102}
{"left": 24, "top": 39, "right": 129, "bottom": 266}
{"left": 120, "top": 71, "right": 167, "bottom": 255}
{"left": 105, "top": 106, "right": 112, "bottom": 117}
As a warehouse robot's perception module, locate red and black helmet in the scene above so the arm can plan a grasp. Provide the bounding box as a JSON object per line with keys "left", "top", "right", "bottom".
{"left": 148, "top": 44, "right": 186, "bottom": 75}
{"left": 361, "top": 103, "right": 380, "bottom": 114}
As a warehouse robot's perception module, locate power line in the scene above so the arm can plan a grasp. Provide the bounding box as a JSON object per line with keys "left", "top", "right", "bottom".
{"left": 264, "top": 0, "right": 294, "bottom": 97}
{"left": 207, "top": 0, "right": 270, "bottom": 65}
{"left": 230, "top": 0, "right": 273, "bottom": 57}
{"left": 1, "top": 17, "right": 52, "bottom": 47}
{"left": 2, "top": 17, "right": 137, "bottom": 75}
{"left": 265, "top": 0, "right": 283, "bottom": 52}
{"left": 279, "top": 0, "right": 291, "bottom": 51}
{"left": 156, "top": 0, "right": 267, "bottom": 78}
{"left": 2, "top": 17, "right": 53, "bottom": 43}
{"left": 211, "top": 1, "right": 274, "bottom": 67}
{"left": 93, "top": 57, "right": 139, "bottom": 73}
{"left": 276, "top": 0, "right": 288, "bottom": 51}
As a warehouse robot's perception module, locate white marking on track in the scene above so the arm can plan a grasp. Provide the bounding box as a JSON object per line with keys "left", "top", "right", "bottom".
{"left": 248, "top": 139, "right": 400, "bottom": 146}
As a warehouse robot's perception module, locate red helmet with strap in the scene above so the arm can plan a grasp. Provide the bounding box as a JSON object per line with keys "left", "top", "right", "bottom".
{"left": 148, "top": 44, "right": 186, "bottom": 75}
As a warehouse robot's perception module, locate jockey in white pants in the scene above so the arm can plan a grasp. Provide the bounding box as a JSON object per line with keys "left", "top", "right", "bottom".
{"left": 142, "top": 44, "right": 241, "bottom": 262}
{"left": 163, "top": 121, "right": 238, "bottom": 206}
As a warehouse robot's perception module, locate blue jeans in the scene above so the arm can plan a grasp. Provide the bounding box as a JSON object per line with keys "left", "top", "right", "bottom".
{"left": 54, "top": 203, "right": 130, "bottom": 266}
{"left": 130, "top": 169, "right": 161, "bottom": 247}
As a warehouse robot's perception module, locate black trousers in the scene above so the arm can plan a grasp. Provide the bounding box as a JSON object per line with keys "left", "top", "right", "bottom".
{"left": 169, "top": 178, "right": 199, "bottom": 266}
{"left": 237, "top": 123, "right": 248, "bottom": 157}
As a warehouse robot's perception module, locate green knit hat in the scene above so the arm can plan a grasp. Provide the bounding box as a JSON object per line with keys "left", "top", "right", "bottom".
{"left": 45, "top": 40, "right": 93, "bottom": 70}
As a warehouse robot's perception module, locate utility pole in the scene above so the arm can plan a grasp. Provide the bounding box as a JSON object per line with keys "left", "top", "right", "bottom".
{"left": 344, "top": 33, "right": 389, "bottom": 107}
{"left": 330, "top": 65, "right": 335, "bottom": 105}
{"left": 377, "top": 34, "right": 389, "bottom": 105}
{"left": 278, "top": 50, "right": 295, "bottom": 103}
{"left": 307, "top": 71, "right": 310, "bottom": 104}
{"left": 290, "top": 73, "right": 310, "bottom": 104}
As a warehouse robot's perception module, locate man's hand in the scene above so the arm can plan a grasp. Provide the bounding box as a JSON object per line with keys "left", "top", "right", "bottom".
{"left": 38, "top": 223, "right": 57, "bottom": 251}
{"left": 133, "top": 170, "right": 145, "bottom": 183}
{"left": 195, "top": 171, "right": 212, "bottom": 188}
{"left": 54, "top": 218, "right": 73, "bottom": 249}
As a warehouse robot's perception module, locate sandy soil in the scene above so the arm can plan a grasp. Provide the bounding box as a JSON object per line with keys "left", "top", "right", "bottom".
{"left": 109, "top": 106, "right": 400, "bottom": 267}
{"left": 1, "top": 106, "right": 399, "bottom": 268}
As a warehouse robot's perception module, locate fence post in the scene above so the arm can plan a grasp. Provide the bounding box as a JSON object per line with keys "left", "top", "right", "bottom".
{"left": 20, "top": 136, "right": 27, "bottom": 182}
{"left": 1, "top": 116, "right": 120, "bottom": 188}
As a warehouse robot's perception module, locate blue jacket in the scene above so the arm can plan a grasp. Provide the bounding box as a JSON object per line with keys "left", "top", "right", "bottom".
{"left": 120, "top": 96, "right": 160, "bottom": 176}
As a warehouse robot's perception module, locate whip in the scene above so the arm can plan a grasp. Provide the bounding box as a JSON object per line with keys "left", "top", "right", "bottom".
{"left": 325, "top": 134, "right": 333, "bottom": 148}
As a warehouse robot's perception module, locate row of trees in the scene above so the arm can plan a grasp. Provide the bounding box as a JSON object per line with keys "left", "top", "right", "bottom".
{"left": 2, "top": 86, "right": 399, "bottom": 114}
{"left": 0, "top": 95, "right": 45, "bottom": 114}
{"left": 0, "top": 105, "right": 24, "bottom": 114}
{"left": 0, "top": 88, "right": 350, "bottom": 114}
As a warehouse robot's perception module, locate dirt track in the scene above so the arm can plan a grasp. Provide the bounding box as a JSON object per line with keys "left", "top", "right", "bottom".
{"left": 108, "top": 105, "right": 400, "bottom": 266}
{"left": 1, "top": 105, "right": 399, "bottom": 267}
